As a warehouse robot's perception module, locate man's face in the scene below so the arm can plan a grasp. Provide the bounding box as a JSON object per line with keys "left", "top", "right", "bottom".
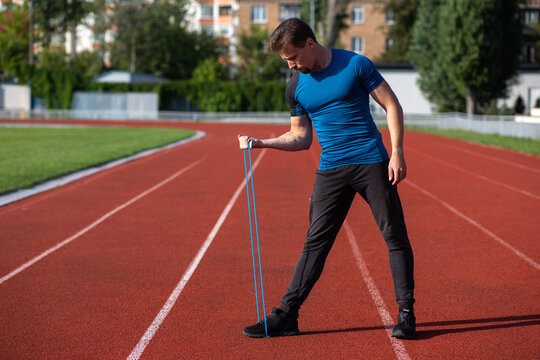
{"left": 279, "top": 40, "right": 315, "bottom": 74}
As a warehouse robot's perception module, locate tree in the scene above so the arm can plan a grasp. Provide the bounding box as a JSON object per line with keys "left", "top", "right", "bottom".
{"left": 191, "top": 58, "right": 229, "bottom": 82}
{"left": 300, "top": 0, "right": 349, "bottom": 48}
{"left": 409, "top": 0, "right": 465, "bottom": 112}
{"left": 514, "top": 95, "right": 525, "bottom": 114}
{"left": 0, "top": 6, "right": 29, "bottom": 81}
{"left": 376, "top": 0, "right": 418, "bottom": 63}
{"left": 107, "top": 0, "right": 221, "bottom": 80}
{"left": 236, "top": 25, "right": 288, "bottom": 81}
{"left": 438, "top": 0, "right": 523, "bottom": 114}
{"left": 31, "top": 0, "right": 93, "bottom": 48}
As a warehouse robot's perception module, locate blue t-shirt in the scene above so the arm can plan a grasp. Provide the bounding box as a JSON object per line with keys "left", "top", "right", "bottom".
{"left": 286, "top": 48, "right": 389, "bottom": 170}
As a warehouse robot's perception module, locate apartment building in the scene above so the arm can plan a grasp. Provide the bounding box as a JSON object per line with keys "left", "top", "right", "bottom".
{"left": 2, "top": 0, "right": 538, "bottom": 67}
{"left": 522, "top": 0, "right": 540, "bottom": 63}
{"left": 194, "top": 0, "right": 391, "bottom": 63}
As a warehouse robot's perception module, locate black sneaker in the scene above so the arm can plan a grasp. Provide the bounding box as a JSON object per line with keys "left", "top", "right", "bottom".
{"left": 392, "top": 309, "right": 416, "bottom": 339}
{"left": 243, "top": 307, "right": 299, "bottom": 338}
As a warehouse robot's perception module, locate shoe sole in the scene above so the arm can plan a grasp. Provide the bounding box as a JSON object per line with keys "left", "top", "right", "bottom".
{"left": 391, "top": 330, "right": 416, "bottom": 340}
{"left": 243, "top": 329, "right": 299, "bottom": 338}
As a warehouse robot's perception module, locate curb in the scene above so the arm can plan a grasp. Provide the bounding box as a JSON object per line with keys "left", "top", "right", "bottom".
{"left": 0, "top": 130, "right": 206, "bottom": 207}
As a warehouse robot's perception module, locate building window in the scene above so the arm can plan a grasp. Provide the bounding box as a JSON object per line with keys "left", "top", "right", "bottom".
{"left": 385, "top": 37, "right": 394, "bottom": 50}
{"left": 201, "top": 4, "right": 213, "bottom": 19}
{"left": 523, "top": 42, "right": 536, "bottom": 63}
{"left": 524, "top": 9, "right": 539, "bottom": 25}
{"left": 351, "top": 37, "right": 363, "bottom": 54}
{"left": 386, "top": 10, "right": 395, "bottom": 25}
{"left": 351, "top": 6, "right": 364, "bottom": 24}
{"left": 93, "top": 31, "right": 105, "bottom": 44}
{"left": 219, "top": 5, "right": 232, "bottom": 16}
{"left": 201, "top": 25, "right": 213, "bottom": 35}
{"left": 279, "top": 4, "right": 301, "bottom": 20}
{"left": 251, "top": 6, "right": 267, "bottom": 23}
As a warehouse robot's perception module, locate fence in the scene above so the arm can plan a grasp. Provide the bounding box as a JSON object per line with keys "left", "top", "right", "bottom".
{"left": 0, "top": 110, "right": 539, "bottom": 139}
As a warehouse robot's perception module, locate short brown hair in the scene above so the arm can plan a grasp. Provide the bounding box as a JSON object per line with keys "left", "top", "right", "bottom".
{"left": 269, "top": 18, "right": 317, "bottom": 53}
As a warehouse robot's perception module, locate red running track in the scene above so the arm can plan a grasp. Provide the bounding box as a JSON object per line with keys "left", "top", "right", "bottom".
{"left": 0, "top": 120, "right": 539, "bottom": 359}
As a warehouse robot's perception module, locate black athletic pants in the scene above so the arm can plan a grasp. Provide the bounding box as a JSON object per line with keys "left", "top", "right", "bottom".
{"left": 279, "top": 160, "right": 415, "bottom": 316}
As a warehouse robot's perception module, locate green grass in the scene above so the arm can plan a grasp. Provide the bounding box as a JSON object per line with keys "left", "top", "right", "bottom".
{"left": 0, "top": 126, "right": 195, "bottom": 195}
{"left": 405, "top": 126, "right": 540, "bottom": 156}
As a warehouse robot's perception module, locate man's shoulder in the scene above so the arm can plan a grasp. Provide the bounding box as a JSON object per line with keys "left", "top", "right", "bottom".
{"left": 333, "top": 48, "right": 372, "bottom": 62}
{"left": 285, "top": 71, "right": 300, "bottom": 91}
{"left": 332, "top": 49, "right": 377, "bottom": 72}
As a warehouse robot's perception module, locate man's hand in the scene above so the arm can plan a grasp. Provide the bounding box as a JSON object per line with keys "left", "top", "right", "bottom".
{"left": 388, "top": 150, "right": 407, "bottom": 185}
{"left": 238, "top": 135, "right": 255, "bottom": 149}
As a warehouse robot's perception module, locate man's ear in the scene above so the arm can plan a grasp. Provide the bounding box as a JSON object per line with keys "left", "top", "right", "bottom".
{"left": 305, "top": 38, "right": 315, "bottom": 48}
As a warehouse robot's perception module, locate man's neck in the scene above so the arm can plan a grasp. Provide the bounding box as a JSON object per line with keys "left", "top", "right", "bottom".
{"left": 312, "top": 46, "right": 332, "bottom": 72}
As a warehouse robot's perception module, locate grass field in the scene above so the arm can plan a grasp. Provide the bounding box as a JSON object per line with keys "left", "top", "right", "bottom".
{"left": 0, "top": 126, "right": 195, "bottom": 195}
{"left": 406, "top": 126, "right": 540, "bottom": 156}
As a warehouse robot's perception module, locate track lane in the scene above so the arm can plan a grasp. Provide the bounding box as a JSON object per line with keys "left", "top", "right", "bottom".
{"left": 1, "top": 122, "right": 538, "bottom": 359}
{"left": 403, "top": 143, "right": 540, "bottom": 265}
{"left": 139, "top": 141, "right": 399, "bottom": 359}
{"left": 0, "top": 129, "right": 208, "bottom": 276}
{"left": 0, "top": 123, "right": 274, "bottom": 358}
{"left": 346, "top": 130, "right": 540, "bottom": 359}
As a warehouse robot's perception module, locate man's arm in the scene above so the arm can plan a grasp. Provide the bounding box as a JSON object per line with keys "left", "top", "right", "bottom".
{"left": 238, "top": 114, "right": 312, "bottom": 151}
{"left": 370, "top": 80, "right": 407, "bottom": 185}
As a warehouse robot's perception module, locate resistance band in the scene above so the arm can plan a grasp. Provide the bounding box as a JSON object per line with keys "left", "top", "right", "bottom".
{"left": 243, "top": 141, "right": 268, "bottom": 337}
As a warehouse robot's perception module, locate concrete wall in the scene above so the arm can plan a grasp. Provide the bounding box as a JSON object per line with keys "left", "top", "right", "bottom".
{"left": 70, "top": 92, "right": 159, "bottom": 119}
{"left": 378, "top": 69, "right": 433, "bottom": 115}
{"left": 0, "top": 84, "right": 31, "bottom": 112}
{"left": 373, "top": 68, "right": 540, "bottom": 116}
{"left": 499, "top": 70, "right": 540, "bottom": 114}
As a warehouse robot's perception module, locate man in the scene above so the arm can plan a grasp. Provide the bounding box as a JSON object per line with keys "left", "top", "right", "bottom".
{"left": 238, "top": 18, "right": 415, "bottom": 340}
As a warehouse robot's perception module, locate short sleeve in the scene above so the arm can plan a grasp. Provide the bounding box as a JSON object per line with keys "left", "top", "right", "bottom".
{"left": 285, "top": 72, "right": 306, "bottom": 116}
{"left": 355, "top": 55, "right": 384, "bottom": 93}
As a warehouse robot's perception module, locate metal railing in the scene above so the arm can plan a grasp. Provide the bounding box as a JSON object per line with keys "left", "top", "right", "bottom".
{"left": 1, "top": 109, "right": 539, "bottom": 139}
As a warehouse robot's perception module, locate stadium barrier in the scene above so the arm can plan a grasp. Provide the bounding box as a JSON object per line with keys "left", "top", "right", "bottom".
{"left": 0, "top": 110, "right": 538, "bottom": 139}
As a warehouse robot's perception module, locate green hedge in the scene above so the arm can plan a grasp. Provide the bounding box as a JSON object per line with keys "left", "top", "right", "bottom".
{"left": 86, "top": 80, "right": 288, "bottom": 112}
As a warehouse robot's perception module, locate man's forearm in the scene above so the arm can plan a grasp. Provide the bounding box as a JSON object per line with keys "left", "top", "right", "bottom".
{"left": 254, "top": 131, "right": 312, "bottom": 151}
{"left": 386, "top": 104, "right": 405, "bottom": 155}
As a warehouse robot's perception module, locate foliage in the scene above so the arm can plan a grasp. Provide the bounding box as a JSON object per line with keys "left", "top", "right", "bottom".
{"left": 376, "top": 0, "right": 418, "bottom": 63}
{"left": 410, "top": 0, "right": 523, "bottom": 115}
{"left": 191, "top": 58, "right": 229, "bottom": 82}
{"left": 31, "top": 0, "right": 94, "bottom": 46}
{"left": 236, "top": 25, "right": 288, "bottom": 81}
{"left": 438, "top": 0, "right": 523, "bottom": 114}
{"left": 88, "top": 80, "right": 288, "bottom": 112}
{"left": 0, "top": 6, "right": 29, "bottom": 80}
{"left": 30, "top": 49, "right": 105, "bottom": 109}
{"left": 107, "top": 0, "right": 222, "bottom": 80}
{"left": 409, "top": 0, "right": 465, "bottom": 112}
{"left": 514, "top": 95, "right": 526, "bottom": 114}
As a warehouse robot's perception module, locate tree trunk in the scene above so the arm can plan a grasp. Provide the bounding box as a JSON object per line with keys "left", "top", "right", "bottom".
{"left": 70, "top": 25, "right": 77, "bottom": 59}
{"left": 130, "top": 33, "right": 136, "bottom": 73}
{"left": 325, "top": 0, "right": 338, "bottom": 47}
{"left": 466, "top": 89, "right": 475, "bottom": 115}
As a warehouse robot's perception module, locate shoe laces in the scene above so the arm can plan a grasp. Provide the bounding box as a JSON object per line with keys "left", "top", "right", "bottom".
{"left": 398, "top": 310, "right": 412, "bottom": 324}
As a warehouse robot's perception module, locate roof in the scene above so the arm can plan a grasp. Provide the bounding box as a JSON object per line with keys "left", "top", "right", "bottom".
{"left": 92, "top": 70, "right": 167, "bottom": 84}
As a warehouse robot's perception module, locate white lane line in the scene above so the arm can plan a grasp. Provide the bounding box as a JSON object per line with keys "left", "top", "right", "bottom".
{"left": 408, "top": 147, "right": 540, "bottom": 200}
{"left": 344, "top": 221, "right": 411, "bottom": 360}
{"left": 405, "top": 179, "right": 540, "bottom": 271}
{"left": 0, "top": 158, "right": 205, "bottom": 286}
{"left": 440, "top": 142, "right": 540, "bottom": 174}
{"left": 127, "top": 149, "right": 268, "bottom": 360}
